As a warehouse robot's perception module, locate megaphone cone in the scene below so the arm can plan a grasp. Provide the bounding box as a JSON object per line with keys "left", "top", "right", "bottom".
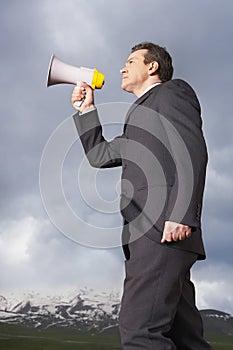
{"left": 46, "top": 54, "right": 105, "bottom": 89}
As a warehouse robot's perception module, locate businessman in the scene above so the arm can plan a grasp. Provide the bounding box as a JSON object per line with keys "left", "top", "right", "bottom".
{"left": 71, "top": 42, "right": 211, "bottom": 349}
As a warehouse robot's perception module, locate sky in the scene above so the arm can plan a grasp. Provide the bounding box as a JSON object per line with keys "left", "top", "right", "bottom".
{"left": 0, "top": 0, "right": 233, "bottom": 314}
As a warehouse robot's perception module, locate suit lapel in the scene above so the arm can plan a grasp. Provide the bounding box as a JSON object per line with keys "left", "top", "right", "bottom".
{"left": 124, "top": 85, "right": 162, "bottom": 127}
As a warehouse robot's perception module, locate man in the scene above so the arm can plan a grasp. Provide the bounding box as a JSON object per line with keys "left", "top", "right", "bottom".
{"left": 71, "top": 42, "right": 211, "bottom": 349}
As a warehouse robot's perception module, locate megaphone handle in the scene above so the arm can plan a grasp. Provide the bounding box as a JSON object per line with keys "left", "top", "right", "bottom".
{"left": 74, "top": 100, "right": 83, "bottom": 107}
{"left": 74, "top": 81, "right": 84, "bottom": 108}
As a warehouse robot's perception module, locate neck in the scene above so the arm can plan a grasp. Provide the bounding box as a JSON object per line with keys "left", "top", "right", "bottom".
{"left": 134, "top": 80, "right": 162, "bottom": 97}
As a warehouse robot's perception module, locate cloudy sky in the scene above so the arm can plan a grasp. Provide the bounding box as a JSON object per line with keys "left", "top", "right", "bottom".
{"left": 1, "top": 0, "right": 233, "bottom": 313}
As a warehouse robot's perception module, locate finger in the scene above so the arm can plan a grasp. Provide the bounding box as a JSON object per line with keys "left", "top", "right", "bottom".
{"left": 72, "top": 87, "right": 86, "bottom": 97}
{"left": 179, "top": 230, "right": 191, "bottom": 240}
{"left": 72, "top": 85, "right": 86, "bottom": 98}
{"left": 72, "top": 91, "right": 85, "bottom": 105}
{"left": 161, "top": 233, "right": 173, "bottom": 243}
{"left": 161, "top": 233, "right": 166, "bottom": 243}
{"left": 72, "top": 96, "right": 82, "bottom": 105}
{"left": 178, "top": 233, "right": 186, "bottom": 240}
{"left": 171, "top": 231, "right": 179, "bottom": 241}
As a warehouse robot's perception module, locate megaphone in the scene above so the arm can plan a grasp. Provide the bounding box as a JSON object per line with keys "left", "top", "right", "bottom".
{"left": 46, "top": 54, "right": 105, "bottom": 106}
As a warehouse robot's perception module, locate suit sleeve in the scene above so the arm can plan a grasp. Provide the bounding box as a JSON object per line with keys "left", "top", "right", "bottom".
{"left": 73, "top": 108, "right": 122, "bottom": 168}
{"left": 158, "top": 80, "right": 208, "bottom": 228}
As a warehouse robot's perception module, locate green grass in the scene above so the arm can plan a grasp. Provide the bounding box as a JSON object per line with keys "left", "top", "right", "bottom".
{"left": 0, "top": 324, "right": 232, "bottom": 350}
{"left": 205, "top": 333, "right": 233, "bottom": 350}
{"left": 0, "top": 324, "right": 121, "bottom": 350}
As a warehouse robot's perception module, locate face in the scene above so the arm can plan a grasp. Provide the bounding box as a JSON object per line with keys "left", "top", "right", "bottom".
{"left": 120, "top": 49, "right": 150, "bottom": 95}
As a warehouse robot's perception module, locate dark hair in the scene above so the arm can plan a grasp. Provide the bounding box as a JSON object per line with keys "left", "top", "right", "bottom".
{"left": 131, "top": 42, "right": 173, "bottom": 82}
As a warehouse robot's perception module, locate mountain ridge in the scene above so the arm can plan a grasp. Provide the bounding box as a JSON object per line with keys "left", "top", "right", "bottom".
{"left": 0, "top": 291, "right": 232, "bottom": 335}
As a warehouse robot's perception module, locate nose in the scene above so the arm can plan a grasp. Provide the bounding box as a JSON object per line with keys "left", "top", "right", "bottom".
{"left": 120, "top": 66, "right": 127, "bottom": 74}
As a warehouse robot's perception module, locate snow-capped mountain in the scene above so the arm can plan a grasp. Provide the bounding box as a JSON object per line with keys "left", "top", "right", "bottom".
{"left": 0, "top": 290, "right": 232, "bottom": 336}
{"left": 201, "top": 309, "right": 233, "bottom": 336}
{"left": 0, "top": 289, "right": 120, "bottom": 332}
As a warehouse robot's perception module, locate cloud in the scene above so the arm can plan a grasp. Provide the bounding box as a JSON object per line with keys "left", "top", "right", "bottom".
{"left": 0, "top": 214, "right": 124, "bottom": 292}
{"left": 41, "top": 0, "right": 107, "bottom": 59}
{"left": 0, "top": 216, "right": 38, "bottom": 264}
{"left": 193, "top": 262, "right": 233, "bottom": 314}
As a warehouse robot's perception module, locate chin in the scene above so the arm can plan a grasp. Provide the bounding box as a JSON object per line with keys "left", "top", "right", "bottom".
{"left": 121, "top": 83, "right": 130, "bottom": 92}
{"left": 121, "top": 82, "right": 126, "bottom": 90}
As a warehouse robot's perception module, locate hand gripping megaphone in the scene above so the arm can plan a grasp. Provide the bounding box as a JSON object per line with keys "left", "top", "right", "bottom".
{"left": 46, "top": 54, "right": 105, "bottom": 106}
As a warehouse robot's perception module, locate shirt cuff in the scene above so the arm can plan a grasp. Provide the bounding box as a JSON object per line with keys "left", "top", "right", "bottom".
{"left": 79, "top": 106, "right": 96, "bottom": 116}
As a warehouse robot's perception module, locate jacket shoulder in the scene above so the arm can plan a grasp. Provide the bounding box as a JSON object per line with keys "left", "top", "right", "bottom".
{"left": 161, "top": 79, "right": 199, "bottom": 99}
{"left": 158, "top": 79, "right": 201, "bottom": 112}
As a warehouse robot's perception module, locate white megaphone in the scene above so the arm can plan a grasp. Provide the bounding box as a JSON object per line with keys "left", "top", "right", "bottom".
{"left": 46, "top": 54, "right": 105, "bottom": 106}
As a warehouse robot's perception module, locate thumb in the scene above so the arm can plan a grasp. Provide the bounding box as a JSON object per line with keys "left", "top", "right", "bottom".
{"left": 161, "top": 230, "right": 167, "bottom": 243}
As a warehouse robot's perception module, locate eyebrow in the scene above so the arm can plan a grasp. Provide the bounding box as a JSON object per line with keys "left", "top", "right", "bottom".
{"left": 126, "top": 56, "right": 138, "bottom": 63}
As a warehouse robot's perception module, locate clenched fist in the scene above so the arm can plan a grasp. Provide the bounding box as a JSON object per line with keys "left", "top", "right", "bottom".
{"left": 72, "top": 82, "right": 95, "bottom": 113}
{"left": 161, "top": 221, "right": 192, "bottom": 243}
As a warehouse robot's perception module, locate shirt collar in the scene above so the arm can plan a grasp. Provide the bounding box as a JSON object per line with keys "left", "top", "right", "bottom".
{"left": 138, "top": 82, "right": 161, "bottom": 98}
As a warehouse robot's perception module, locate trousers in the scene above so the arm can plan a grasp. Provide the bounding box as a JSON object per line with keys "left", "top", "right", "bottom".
{"left": 119, "top": 234, "right": 212, "bottom": 349}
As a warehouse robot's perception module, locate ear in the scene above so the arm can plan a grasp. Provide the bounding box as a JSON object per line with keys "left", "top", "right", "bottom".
{"left": 148, "top": 61, "right": 159, "bottom": 75}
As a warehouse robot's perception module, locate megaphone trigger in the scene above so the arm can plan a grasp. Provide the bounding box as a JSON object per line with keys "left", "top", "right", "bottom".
{"left": 73, "top": 81, "right": 85, "bottom": 108}
{"left": 74, "top": 100, "right": 83, "bottom": 108}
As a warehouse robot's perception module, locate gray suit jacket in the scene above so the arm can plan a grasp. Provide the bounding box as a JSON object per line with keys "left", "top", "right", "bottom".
{"left": 73, "top": 79, "right": 208, "bottom": 259}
